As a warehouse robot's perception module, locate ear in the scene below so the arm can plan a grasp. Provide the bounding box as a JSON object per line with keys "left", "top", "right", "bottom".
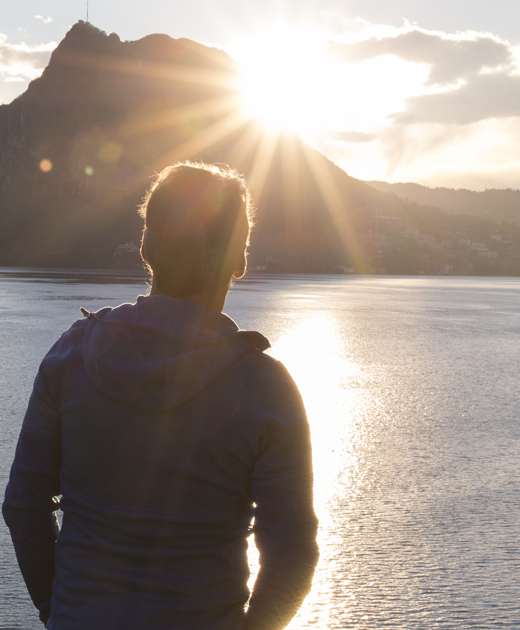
{"left": 232, "top": 250, "right": 247, "bottom": 279}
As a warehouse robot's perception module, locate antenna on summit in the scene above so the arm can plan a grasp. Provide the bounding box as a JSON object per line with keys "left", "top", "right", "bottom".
{"left": 86, "top": 0, "right": 89, "bottom": 23}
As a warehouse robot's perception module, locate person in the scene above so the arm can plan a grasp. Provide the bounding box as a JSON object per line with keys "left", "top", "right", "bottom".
{"left": 3, "top": 162, "right": 319, "bottom": 629}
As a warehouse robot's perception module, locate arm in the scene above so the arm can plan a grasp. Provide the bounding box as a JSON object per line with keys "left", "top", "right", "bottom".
{"left": 244, "top": 487, "right": 319, "bottom": 630}
{"left": 238, "top": 362, "right": 319, "bottom": 630}
{"left": 2, "top": 337, "right": 68, "bottom": 625}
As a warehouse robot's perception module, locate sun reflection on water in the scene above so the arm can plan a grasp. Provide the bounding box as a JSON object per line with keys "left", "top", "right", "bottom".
{"left": 248, "top": 311, "right": 373, "bottom": 628}
{"left": 269, "top": 314, "right": 353, "bottom": 505}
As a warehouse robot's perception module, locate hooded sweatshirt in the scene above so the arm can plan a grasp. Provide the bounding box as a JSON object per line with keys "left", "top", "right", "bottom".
{"left": 3, "top": 295, "right": 319, "bottom": 630}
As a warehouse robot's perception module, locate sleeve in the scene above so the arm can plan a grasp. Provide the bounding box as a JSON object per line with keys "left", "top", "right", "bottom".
{"left": 2, "top": 331, "right": 73, "bottom": 625}
{"left": 234, "top": 361, "right": 319, "bottom": 630}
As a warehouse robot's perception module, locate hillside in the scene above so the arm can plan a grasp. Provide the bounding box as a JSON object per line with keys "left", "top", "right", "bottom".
{"left": 1, "top": 22, "right": 520, "bottom": 275}
{"left": 368, "top": 181, "right": 520, "bottom": 224}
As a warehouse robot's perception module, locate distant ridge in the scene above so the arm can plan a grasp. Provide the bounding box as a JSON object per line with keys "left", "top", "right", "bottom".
{"left": 368, "top": 181, "right": 520, "bottom": 225}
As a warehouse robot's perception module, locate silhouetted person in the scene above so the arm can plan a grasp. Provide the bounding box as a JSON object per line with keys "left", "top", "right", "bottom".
{"left": 3, "top": 162, "right": 319, "bottom": 629}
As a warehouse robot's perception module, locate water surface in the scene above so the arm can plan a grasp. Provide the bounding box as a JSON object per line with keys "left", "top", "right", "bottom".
{"left": 1, "top": 270, "right": 519, "bottom": 629}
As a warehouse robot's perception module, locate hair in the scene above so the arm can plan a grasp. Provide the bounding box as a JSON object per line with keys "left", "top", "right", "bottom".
{"left": 138, "top": 161, "right": 254, "bottom": 298}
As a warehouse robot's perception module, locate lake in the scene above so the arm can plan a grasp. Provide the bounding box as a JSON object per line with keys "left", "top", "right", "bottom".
{"left": 1, "top": 269, "right": 519, "bottom": 629}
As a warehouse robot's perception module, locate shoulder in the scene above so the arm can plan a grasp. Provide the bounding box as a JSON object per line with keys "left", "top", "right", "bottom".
{"left": 36, "top": 317, "right": 91, "bottom": 398}
{"left": 233, "top": 348, "right": 303, "bottom": 408}
{"left": 21, "top": 318, "right": 89, "bottom": 436}
{"left": 231, "top": 352, "right": 313, "bottom": 490}
{"left": 40, "top": 318, "right": 86, "bottom": 371}
{"left": 232, "top": 350, "right": 307, "bottom": 437}
{"left": 252, "top": 355, "right": 302, "bottom": 404}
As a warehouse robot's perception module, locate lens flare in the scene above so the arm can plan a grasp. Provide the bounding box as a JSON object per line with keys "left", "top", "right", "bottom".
{"left": 98, "top": 141, "right": 123, "bottom": 163}
{"left": 39, "top": 159, "right": 52, "bottom": 172}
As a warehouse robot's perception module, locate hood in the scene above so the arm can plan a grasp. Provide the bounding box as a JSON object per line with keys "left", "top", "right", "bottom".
{"left": 81, "top": 295, "right": 270, "bottom": 411}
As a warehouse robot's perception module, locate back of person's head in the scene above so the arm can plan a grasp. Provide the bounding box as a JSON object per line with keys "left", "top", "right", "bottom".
{"left": 139, "top": 162, "right": 253, "bottom": 298}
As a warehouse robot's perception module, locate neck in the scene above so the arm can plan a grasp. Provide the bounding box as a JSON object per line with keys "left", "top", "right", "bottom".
{"left": 150, "top": 282, "right": 230, "bottom": 313}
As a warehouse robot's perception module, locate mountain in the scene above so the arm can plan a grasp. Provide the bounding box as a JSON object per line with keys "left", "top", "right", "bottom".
{"left": 1, "top": 22, "right": 520, "bottom": 276}
{"left": 368, "top": 181, "right": 520, "bottom": 225}
{"left": 0, "top": 21, "right": 410, "bottom": 271}
{"left": 0, "top": 22, "right": 242, "bottom": 267}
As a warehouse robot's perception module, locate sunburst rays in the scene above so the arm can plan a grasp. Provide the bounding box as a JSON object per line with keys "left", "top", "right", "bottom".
{"left": 61, "top": 39, "right": 365, "bottom": 272}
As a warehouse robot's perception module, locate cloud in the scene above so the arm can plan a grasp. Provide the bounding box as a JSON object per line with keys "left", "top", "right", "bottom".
{"left": 328, "top": 25, "right": 520, "bottom": 127}
{"left": 375, "top": 117, "right": 520, "bottom": 190}
{"left": 324, "top": 129, "right": 375, "bottom": 143}
{"left": 35, "top": 15, "right": 54, "bottom": 25}
{"left": 315, "top": 23, "right": 520, "bottom": 187}
{"left": 0, "top": 37, "right": 56, "bottom": 82}
{"left": 377, "top": 122, "right": 472, "bottom": 177}
{"left": 330, "top": 28, "right": 513, "bottom": 86}
{"left": 393, "top": 73, "right": 520, "bottom": 125}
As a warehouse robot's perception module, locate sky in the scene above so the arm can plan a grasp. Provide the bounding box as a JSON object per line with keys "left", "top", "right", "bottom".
{"left": 2, "top": 0, "right": 520, "bottom": 190}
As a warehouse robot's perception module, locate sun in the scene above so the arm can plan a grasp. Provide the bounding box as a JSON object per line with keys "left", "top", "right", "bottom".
{"left": 232, "top": 26, "right": 330, "bottom": 135}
